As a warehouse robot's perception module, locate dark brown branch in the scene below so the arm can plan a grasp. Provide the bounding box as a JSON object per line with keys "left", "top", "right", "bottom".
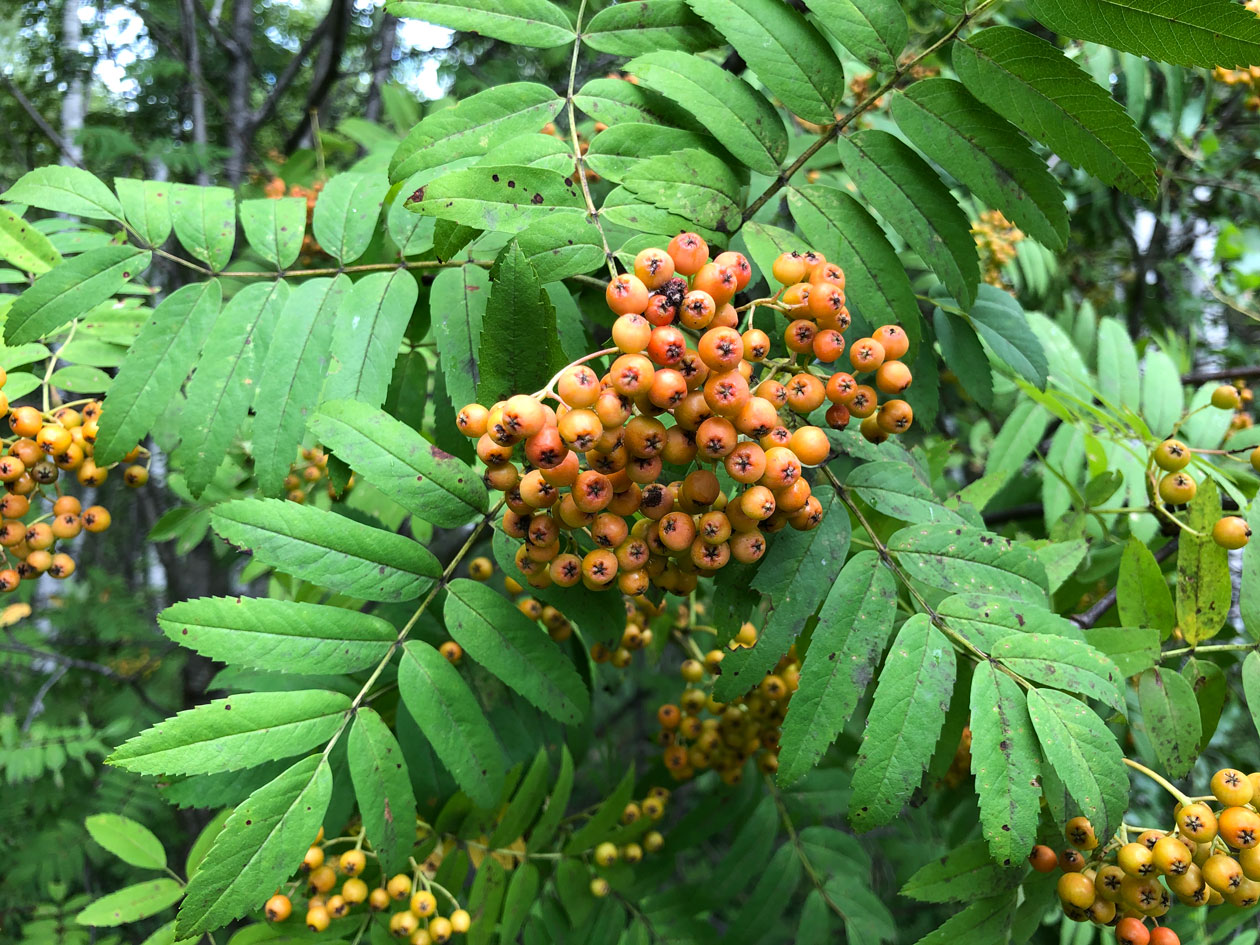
{"left": 1181, "top": 365, "right": 1260, "bottom": 383}
{"left": 282, "top": 0, "right": 353, "bottom": 154}
{"left": 249, "top": 5, "right": 341, "bottom": 134}
{"left": 0, "top": 75, "right": 85, "bottom": 168}
{"left": 1071, "top": 539, "right": 1179, "bottom": 629}
{"left": 191, "top": 0, "right": 243, "bottom": 59}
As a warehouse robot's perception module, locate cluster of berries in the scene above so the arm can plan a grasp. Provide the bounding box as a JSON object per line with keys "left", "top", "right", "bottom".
{"left": 282, "top": 447, "right": 353, "bottom": 504}
{"left": 457, "top": 233, "right": 912, "bottom": 597}
{"left": 1219, "top": 380, "right": 1255, "bottom": 434}
{"left": 262, "top": 175, "right": 326, "bottom": 261}
{"left": 1030, "top": 768, "right": 1260, "bottom": 943}
{"left": 971, "top": 209, "right": 1025, "bottom": 287}
{"left": 0, "top": 387, "right": 140, "bottom": 592}
{"left": 266, "top": 831, "right": 471, "bottom": 942}
{"left": 587, "top": 793, "right": 668, "bottom": 897}
{"left": 1149, "top": 423, "right": 1253, "bottom": 549}
{"left": 588, "top": 596, "right": 667, "bottom": 668}
{"left": 657, "top": 626, "right": 795, "bottom": 784}
{"left": 467, "top": 554, "right": 579, "bottom": 648}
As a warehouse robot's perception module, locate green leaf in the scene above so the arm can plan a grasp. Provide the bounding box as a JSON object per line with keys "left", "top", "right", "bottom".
{"left": 210, "top": 498, "right": 439, "bottom": 601}
{"left": 176, "top": 755, "right": 332, "bottom": 937}
{"left": 725, "top": 843, "right": 803, "bottom": 945}
{"left": 991, "top": 634, "right": 1126, "bottom": 714}
{"left": 310, "top": 400, "right": 487, "bottom": 527}
{"left": 809, "top": 0, "right": 907, "bottom": 73}
{"left": 489, "top": 748, "right": 551, "bottom": 848}
{"left": 93, "top": 279, "right": 220, "bottom": 464}
{"left": 1096, "top": 317, "right": 1141, "bottom": 410}
{"left": 170, "top": 184, "right": 236, "bottom": 271}
{"left": 1141, "top": 349, "right": 1183, "bottom": 437}
{"left": 1177, "top": 477, "right": 1232, "bottom": 645}
{"left": 1244, "top": 503, "right": 1260, "bottom": 641}
{"left": 1082, "top": 625, "right": 1160, "bottom": 677}
{"left": 175, "top": 280, "right": 289, "bottom": 494}
{"left": 308, "top": 172, "right": 388, "bottom": 265}
{"left": 1027, "top": 687, "right": 1129, "bottom": 837}
{"left": 902, "top": 839, "right": 1024, "bottom": 903}
{"left": 953, "top": 27, "right": 1156, "bottom": 198}
{"left": 1242, "top": 652, "right": 1260, "bottom": 739}
{"left": 252, "top": 276, "right": 351, "bottom": 494}
{"left": 389, "top": 83, "right": 565, "bottom": 183}
{"left": 715, "top": 490, "right": 851, "bottom": 700}
{"left": 84, "top": 813, "right": 167, "bottom": 871}
{"left": 527, "top": 744, "right": 573, "bottom": 849}
{"left": 933, "top": 308, "right": 993, "bottom": 409}
{"left": 621, "top": 149, "right": 743, "bottom": 233}
{"left": 582, "top": 120, "right": 715, "bottom": 182}
{"left": 888, "top": 523, "right": 1049, "bottom": 605}
{"left": 158, "top": 597, "right": 395, "bottom": 674}
{"left": 3, "top": 244, "right": 150, "bottom": 345}
{"left": 109, "top": 690, "right": 349, "bottom": 776}
{"left": 1026, "top": 0, "right": 1260, "bottom": 68}
{"left": 405, "top": 165, "right": 585, "bottom": 232}
{"left": 323, "top": 268, "right": 419, "bottom": 407}
{"left": 573, "top": 77, "right": 676, "bottom": 126}
{"left": 445, "top": 579, "right": 589, "bottom": 725}
{"left": 837, "top": 130, "right": 978, "bottom": 309}
{"left": 384, "top": 0, "right": 574, "bottom": 48}
{"left": 710, "top": 797, "right": 779, "bottom": 900}
{"left": 891, "top": 79, "right": 1068, "bottom": 250}
{"left": 115, "top": 178, "right": 173, "bottom": 248}
{"left": 500, "top": 862, "right": 541, "bottom": 944}
{"left": 515, "top": 215, "right": 607, "bottom": 282}
{"left": 777, "top": 551, "right": 897, "bottom": 786}
{"left": 476, "top": 240, "right": 564, "bottom": 404}
{"left": 936, "top": 594, "right": 1083, "bottom": 650}
{"left": 685, "top": 0, "right": 845, "bottom": 124}
{"left": 968, "top": 664, "right": 1042, "bottom": 868}
{"left": 796, "top": 889, "right": 833, "bottom": 944}
{"left": 1184, "top": 657, "right": 1227, "bottom": 752}
{"left": 3, "top": 166, "right": 124, "bottom": 221}
{"left": 625, "top": 52, "right": 787, "bottom": 176}
{"left": 600, "top": 185, "right": 724, "bottom": 245}
{"left": 430, "top": 264, "right": 489, "bottom": 413}
{"left": 50, "top": 364, "right": 110, "bottom": 391}
{"left": 398, "top": 641, "right": 506, "bottom": 808}
{"left": 958, "top": 401, "right": 1050, "bottom": 510}
{"left": 239, "top": 197, "right": 306, "bottom": 270}
{"left": 850, "top": 614, "right": 957, "bottom": 830}
{"left": 1137, "top": 667, "right": 1202, "bottom": 779}
{"left": 968, "top": 284, "right": 1048, "bottom": 389}
{"left": 183, "top": 814, "right": 230, "bottom": 888}
{"left": 466, "top": 859, "right": 508, "bottom": 945}
{"left": 847, "top": 461, "right": 967, "bottom": 525}
{"left": 911, "top": 893, "right": 1016, "bottom": 945}
{"left": 76, "top": 879, "right": 184, "bottom": 927}
{"left": 349, "top": 708, "right": 417, "bottom": 873}
{"left": 0, "top": 206, "right": 61, "bottom": 273}
{"left": 564, "top": 765, "right": 635, "bottom": 853}
{"left": 585, "top": 0, "right": 721, "bottom": 54}
{"left": 1117, "top": 538, "right": 1175, "bottom": 636}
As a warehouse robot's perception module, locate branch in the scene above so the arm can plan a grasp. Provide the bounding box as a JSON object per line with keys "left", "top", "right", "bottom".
{"left": 249, "top": 6, "right": 340, "bottom": 133}
{"left": 1181, "top": 365, "right": 1260, "bottom": 383}
{"left": 282, "top": 0, "right": 353, "bottom": 154}
{"left": 1070, "top": 538, "right": 1179, "bottom": 629}
{"left": 190, "top": 0, "right": 243, "bottom": 58}
{"left": 0, "top": 75, "right": 85, "bottom": 168}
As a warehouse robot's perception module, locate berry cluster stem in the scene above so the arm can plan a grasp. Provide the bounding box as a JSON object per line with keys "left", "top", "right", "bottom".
{"left": 530, "top": 347, "right": 619, "bottom": 401}
{"left": 565, "top": 0, "right": 617, "bottom": 280}
{"left": 1123, "top": 757, "right": 1192, "bottom": 806}
{"left": 318, "top": 497, "right": 506, "bottom": 766}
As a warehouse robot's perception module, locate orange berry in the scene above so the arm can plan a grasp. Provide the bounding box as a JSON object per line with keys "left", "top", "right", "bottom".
{"left": 606, "top": 273, "right": 650, "bottom": 315}
{"left": 667, "top": 232, "right": 708, "bottom": 275}
{"left": 771, "top": 252, "right": 808, "bottom": 285}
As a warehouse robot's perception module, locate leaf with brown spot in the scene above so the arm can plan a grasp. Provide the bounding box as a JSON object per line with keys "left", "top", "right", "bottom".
{"left": 349, "top": 708, "right": 417, "bottom": 873}
{"left": 970, "top": 662, "right": 1041, "bottom": 868}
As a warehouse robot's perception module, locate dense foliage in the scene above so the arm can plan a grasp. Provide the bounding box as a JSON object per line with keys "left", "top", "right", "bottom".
{"left": 2, "top": 1, "right": 1260, "bottom": 944}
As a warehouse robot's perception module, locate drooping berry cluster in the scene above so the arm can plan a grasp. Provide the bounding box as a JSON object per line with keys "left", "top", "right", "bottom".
{"left": 1030, "top": 767, "right": 1260, "bottom": 943}
{"left": 282, "top": 446, "right": 354, "bottom": 504}
{"left": 0, "top": 386, "right": 144, "bottom": 593}
{"left": 656, "top": 625, "right": 795, "bottom": 784}
{"left": 269, "top": 828, "right": 472, "bottom": 943}
{"left": 1149, "top": 411, "right": 1254, "bottom": 550}
{"left": 457, "top": 234, "right": 912, "bottom": 597}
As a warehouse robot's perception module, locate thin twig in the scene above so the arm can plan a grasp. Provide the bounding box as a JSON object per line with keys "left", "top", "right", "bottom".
{"left": 1071, "top": 539, "right": 1179, "bottom": 629}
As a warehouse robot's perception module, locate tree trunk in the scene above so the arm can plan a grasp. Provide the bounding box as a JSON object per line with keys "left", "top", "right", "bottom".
{"left": 363, "top": 12, "right": 398, "bottom": 123}
{"left": 226, "top": 0, "right": 255, "bottom": 185}
{"left": 59, "top": 0, "right": 86, "bottom": 167}
{"left": 177, "top": 0, "right": 211, "bottom": 185}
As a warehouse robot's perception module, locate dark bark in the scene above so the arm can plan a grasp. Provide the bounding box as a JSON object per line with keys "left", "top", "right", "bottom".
{"left": 363, "top": 11, "right": 399, "bottom": 123}
{"left": 225, "top": 0, "right": 256, "bottom": 185}
{"left": 283, "top": 0, "right": 353, "bottom": 154}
